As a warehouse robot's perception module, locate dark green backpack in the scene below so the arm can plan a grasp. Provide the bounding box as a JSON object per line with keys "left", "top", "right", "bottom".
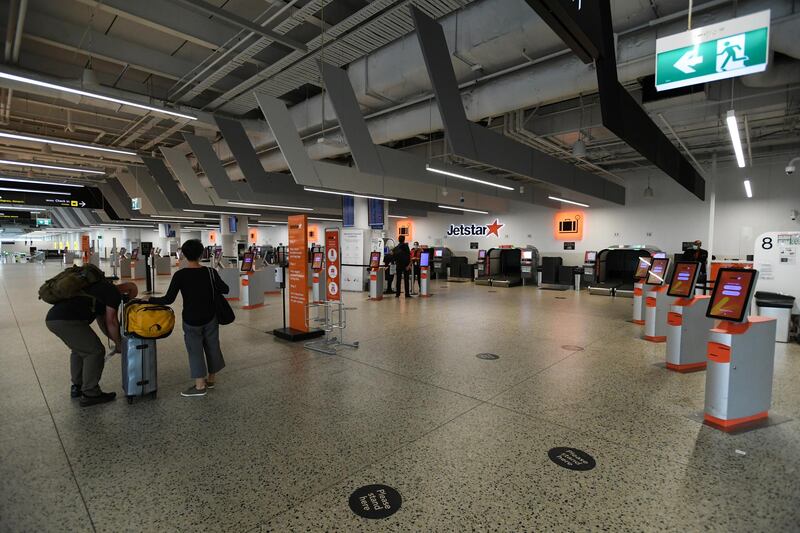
{"left": 39, "top": 264, "right": 106, "bottom": 305}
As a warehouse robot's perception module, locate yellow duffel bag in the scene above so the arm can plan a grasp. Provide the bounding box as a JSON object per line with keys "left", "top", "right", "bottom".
{"left": 124, "top": 303, "right": 175, "bottom": 339}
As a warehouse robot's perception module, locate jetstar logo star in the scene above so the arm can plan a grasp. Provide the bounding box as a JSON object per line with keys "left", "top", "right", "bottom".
{"left": 446, "top": 219, "right": 504, "bottom": 237}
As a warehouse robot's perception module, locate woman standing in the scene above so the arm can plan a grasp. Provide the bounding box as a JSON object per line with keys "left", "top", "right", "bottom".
{"left": 149, "top": 239, "right": 229, "bottom": 397}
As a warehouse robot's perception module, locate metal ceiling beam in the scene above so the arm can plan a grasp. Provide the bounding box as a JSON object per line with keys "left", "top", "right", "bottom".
{"left": 12, "top": 10, "right": 198, "bottom": 82}
{"left": 171, "top": 0, "right": 307, "bottom": 52}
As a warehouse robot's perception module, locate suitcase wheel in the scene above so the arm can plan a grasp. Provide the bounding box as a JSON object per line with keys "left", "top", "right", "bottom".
{"left": 150, "top": 391, "right": 157, "bottom": 399}
{"left": 126, "top": 396, "right": 133, "bottom": 404}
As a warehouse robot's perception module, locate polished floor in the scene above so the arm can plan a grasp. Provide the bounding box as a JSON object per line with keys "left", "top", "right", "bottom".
{"left": 2, "top": 261, "right": 799, "bottom": 532}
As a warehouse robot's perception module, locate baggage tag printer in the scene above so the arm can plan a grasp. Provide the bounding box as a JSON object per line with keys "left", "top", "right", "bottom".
{"left": 521, "top": 250, "right": 534, "bottom": 286}
{"left": 311, "top": 251, "right": 326, "bottom": 303}
{"left": 368, "top": 251, "right": 384, "bottom": 300}
{"left": 665, "top": 261, "right": 714, "bottom": 372}
{"left": 643, "top": 257, "right": 673, "bottom": 342}
{"left": 632, "top": 256, "right": 652, "bottom": 325}
{"left": 703, "top": 268, "right": 777, "bottom": 431}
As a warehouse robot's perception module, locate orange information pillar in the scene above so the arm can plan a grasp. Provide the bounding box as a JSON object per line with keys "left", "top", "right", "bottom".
{"left": 273, "top": 215, "right": 324, "bottom": 341}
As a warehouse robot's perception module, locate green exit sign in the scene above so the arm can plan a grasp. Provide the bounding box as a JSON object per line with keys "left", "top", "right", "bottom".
{"left": 656, "top": 10, "right": 770, "bottom": 92}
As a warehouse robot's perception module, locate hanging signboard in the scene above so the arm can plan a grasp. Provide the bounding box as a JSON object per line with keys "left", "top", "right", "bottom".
{"left": 655, "top": 10, "right": 770, "bottom": 92}
{"left": 288, "top": 214, "right": 309, "bottom": 333}
{"left": 0, "top": 181, "right": 104, "bottom": 209}
{"left": 325, "top": 228, "right": 341, "bottom": 301}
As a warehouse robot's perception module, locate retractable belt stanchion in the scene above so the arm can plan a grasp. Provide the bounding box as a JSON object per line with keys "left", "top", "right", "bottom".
{"left": 419, "top": 251, "right": 431, "bottom": 297}
{"left": 664, "top": 261, "right": 713, "bottom": 372}
{"left": 368, "top": 251, "right": 383, "bottom": 301}
{"left": 703, "top": 268, "right": 777, "bottom": 431}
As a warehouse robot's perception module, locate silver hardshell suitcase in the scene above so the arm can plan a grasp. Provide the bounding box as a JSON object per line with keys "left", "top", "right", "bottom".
{"left": 120, "top": 302, "right": 158, "bottom": 403}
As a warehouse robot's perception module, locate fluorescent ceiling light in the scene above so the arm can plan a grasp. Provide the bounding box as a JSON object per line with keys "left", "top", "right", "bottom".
{"left": 249, "top": 223, "right": 275, "bottom": 227}
{"left": 132, "top": 217, "right": 217, "bottom": 222}
{"left": 146, "top": 214, "right": 217, "bottom": 221}
{"left": 548, "top": 196, "right": 590, "bottom": 208}
{"left": 99, "top": 223, "right": 156, "bottom": 228}
{"left": 0, "top": 71, "right": 196, "bottom": 121}
{"left": 437, "top": 205, "right": 489, "bottom": 215}
{"left": 227, "top": 201, "right": 313, "bottom": 211}
{"left": 726, "top": 110, "right": 746, "bottom": 168}
{"left": 258, "top": 220, "right": 288, "bottom": 224}
{"left": 0, "top": 186, "right": 70, "bottom": 195}
{"left": 426, "top": 165, "right": 514, "bottom": 191}
{"left": 0, "top": 176, "right": 83, "bottom": 187}
{"left": 303, "top": 187, "right": 397, "bottom": 202}
{"left": 388, "top": 215, "right": 407, "bottom": 219}
{"left": 0, "top": 205, "right": 43, "bottom": 211}
{"left": 0, "top": 158, "right": 103, "bottom": 174}
{"left": 743, "top": 179, "right": 753, "bottom": 198}
{"left": 309, "top": 217, "right": 342, "bottom": 221}
{"left": 0, "top": 131, "right": 137, "bottom": 156}
{"left": 183, "top": 208, "right": 261, "bottom": 216}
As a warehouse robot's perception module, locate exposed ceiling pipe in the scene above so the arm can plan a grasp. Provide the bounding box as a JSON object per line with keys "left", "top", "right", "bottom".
{"left": 11, "top": 0, "right": 27, "bottom": 63}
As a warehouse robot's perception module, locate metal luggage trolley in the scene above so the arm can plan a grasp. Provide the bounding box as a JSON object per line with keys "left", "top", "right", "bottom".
{"left": 304, "top": 300, "right": 359, "bottom": 355}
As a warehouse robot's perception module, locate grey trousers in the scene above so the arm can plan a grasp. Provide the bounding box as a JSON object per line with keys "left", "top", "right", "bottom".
{"left": 46, "top": 320, "right": 105, "bottom": 395}
{"left": 182, "top": 319, "right": 225, "bottom": 379}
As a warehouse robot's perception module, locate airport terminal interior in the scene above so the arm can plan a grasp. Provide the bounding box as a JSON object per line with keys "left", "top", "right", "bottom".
{"left": 0, "top": 0, "right": 799, "bottom": 531}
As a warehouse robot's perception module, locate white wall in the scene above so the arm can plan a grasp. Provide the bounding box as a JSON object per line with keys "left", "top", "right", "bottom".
{"left": 400, "top": 155, "right": 800, "bottom": 265}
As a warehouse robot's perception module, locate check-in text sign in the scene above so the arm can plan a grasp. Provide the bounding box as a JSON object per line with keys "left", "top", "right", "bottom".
{"left": 656, "top": 10, "right": 770, "bottom": 92}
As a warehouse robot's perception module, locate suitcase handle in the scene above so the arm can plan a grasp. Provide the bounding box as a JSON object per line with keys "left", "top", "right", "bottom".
{"left": 135, "top": 344, "right": 148, "bottom": 349}
{"left": 136, "top": 380, "right": 150, "bottom": 386}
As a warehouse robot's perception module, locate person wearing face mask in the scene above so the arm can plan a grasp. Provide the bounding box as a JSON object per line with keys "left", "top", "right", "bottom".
{"left": 683, "top": 240, "right": 709, "bottom": 282}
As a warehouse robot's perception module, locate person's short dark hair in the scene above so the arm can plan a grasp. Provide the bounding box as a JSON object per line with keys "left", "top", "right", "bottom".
{"left": 181, "top": 239, "right": 204, "bottom": 261}
{"left": 413, "top": 241, "right": 419, "bottom": 246}
{"left": 398, "top": 236, "right": 405, "bottom": 243}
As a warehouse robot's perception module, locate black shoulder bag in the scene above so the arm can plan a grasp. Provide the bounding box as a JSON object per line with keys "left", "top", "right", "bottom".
{"left": 208, "top": 267, "right": 235, "bottom": 325}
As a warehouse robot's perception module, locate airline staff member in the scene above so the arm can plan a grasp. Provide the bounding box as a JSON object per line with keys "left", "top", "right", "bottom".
{"left": 410, "top": 241, "right": 422, "bottom": 293}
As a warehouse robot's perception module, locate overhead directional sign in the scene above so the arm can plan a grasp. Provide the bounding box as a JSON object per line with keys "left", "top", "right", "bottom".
{"left": 0, "top": 180, "right": 104, "bottom": 209}
{"left": 656, "top": 10, "right": 770, "bottom": 92}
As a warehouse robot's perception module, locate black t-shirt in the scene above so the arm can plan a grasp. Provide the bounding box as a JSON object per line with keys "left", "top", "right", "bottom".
{"left": 46, "top": 281, "right": 122, "bottom": 322}
{"left": 149, "top": 267, "right": 229, "bottom": 326}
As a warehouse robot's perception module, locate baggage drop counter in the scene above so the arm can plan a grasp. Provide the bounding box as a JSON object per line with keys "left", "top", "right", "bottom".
{"left": 589, "top": 246, "right": 660, "bottom": 297}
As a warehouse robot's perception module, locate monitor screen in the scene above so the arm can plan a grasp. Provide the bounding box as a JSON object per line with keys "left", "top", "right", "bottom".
{"left": 521, "top": 250, "right": 533, "bottom": 261}
{"left": 240, "top": 252, "right": 254, "bottom": 272}
{"left": 369, "top": 251, "right": 381, "bottom": 269}
{"left": 434, "top": 248, "right": 443, "bottom": 258}
{"left": 420, "top": 251, "right": 430, "bottom": 268}
{"left": 706, "top": 268, "right": 757, "bottom": 322}
{"left": 653, "top": 252, "right": 667, "bottom": 258}
{"left": 478, "top": 250, "right": 486, "bottom": 259}
{"left": 667, "top": 261, "right": 700, "bottom": 298}
{"left": 312, "top": 252, "right": 323, "bottom": 270}
{"left": 634, "top": 257, "right": 651, "bottom": 279}
{"left": 214, "top": 248, "right": 222, "bottom": 260}
{"left": 584, "top": 251, "right": 597, "bottom": 263}
{"left": 645, "top": 258, "right": 670, "bottom": 285}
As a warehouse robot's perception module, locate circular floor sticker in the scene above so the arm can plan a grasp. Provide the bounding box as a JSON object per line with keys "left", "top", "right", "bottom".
{"left": 476, "top": 353, "right": 500, "bottom": 360}
{"left": 548, "top": 447, "right": 596, "bottom": 471}
{"left": 561, "top": 345, "right": 585, "bottom": 351}
{"left": 348, "top": 485, "right": 402, "bottom": 519}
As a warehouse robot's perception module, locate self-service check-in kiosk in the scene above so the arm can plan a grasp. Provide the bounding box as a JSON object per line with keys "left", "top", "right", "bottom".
{"left": 368, "top": 251, "right": 384, "bottom": 300}
{"left": 703, "top": 268, "right": 777, "bottom": 431}
{"left": 643, "top": 257, "right": 673, "bottom": 342}
{"left": 238, "top": 252, "right": 264, "bottom": 309}
{"left": 665, "top": 261, "right": 715, "bottom": 372}
{"left": 632, "top": 257, "right": 652, "bottom": 325}
{"left": 431, "top": 247, "right": 452, "bottom": 279}
{"left": 311, "top": 251, "right": 326, "bottom": 303}
{"left": 419, "top": 251, "right": 431, "bottom": 297}
{"left": 521, "top": 250, "right": 535, "bottom": 286}
{"left": 476, "top": 249, "right": 487, "bottom": 282}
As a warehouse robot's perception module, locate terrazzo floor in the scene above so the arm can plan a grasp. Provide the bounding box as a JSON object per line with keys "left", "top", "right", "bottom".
{"left": 2, "top": 261, "right": 799, "bottom": 532}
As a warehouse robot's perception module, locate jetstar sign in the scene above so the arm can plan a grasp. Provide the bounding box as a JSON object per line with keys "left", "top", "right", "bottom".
{"left": 446, "top": 219, "right": 504, "bottom": 237}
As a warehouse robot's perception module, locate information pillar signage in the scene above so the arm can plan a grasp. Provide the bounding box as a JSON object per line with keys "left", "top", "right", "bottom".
{"left": 325, "top": 228, "right": 341, "bottom": 302}
{"left": 288, "top": 214, "right": 309, "bottom": 332}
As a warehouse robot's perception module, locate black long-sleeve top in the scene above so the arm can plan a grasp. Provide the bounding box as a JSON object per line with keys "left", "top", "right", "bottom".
{"left": 150, "top": 267, "right": 229, "bottom": 326}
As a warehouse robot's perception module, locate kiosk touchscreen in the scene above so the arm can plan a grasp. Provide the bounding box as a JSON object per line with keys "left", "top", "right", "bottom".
{"left": 312, "top": 252, "right": 323, "bottom": 270}
{"left": 369, "top": 251, "right": 381, "bottom": 269}
{"left": 667, "top": 262, "right": 701, "bottom": 298}
{"left": 240, "top": 252, "right": 254, "bottom": 272}
{"left": 522, "top": 250, "right": 533, "bottom": 262}
{"left": 214, "top": 248, "right": 222, "bottom": 261}
{"left": 478, "top": 250, "right": 486, "bottom": 260}
{"left": 434, "top": 248, "right": 443, "bottom": 258}
{"left": 584, "top": 251, "right": 597, "bottom": 264}
{"left": 420, "top": 251, "right": 430, "bottom": 268}
{"left": 634, "top": 257, "right": 651, "bottom": 280}
{"left": 645, "top": 258, "right": 670, "bottom": 285}
{"left": 706, "top": 268, "right": 757, "bottom": 322}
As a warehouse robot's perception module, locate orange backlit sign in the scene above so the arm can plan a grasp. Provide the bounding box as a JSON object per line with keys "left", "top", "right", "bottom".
{"left": 397, "top": 220, "right": 414, "bottom": 242}
{"left": 554, "top": 211, "right": 584, "bottom": 240}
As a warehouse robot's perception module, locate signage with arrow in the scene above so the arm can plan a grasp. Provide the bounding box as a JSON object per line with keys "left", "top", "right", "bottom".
{"left": 656, "top": 10, "right": 770, "bottom": 92}
{"left": 0, "top": 182, "right": 103, "bottom": 209}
